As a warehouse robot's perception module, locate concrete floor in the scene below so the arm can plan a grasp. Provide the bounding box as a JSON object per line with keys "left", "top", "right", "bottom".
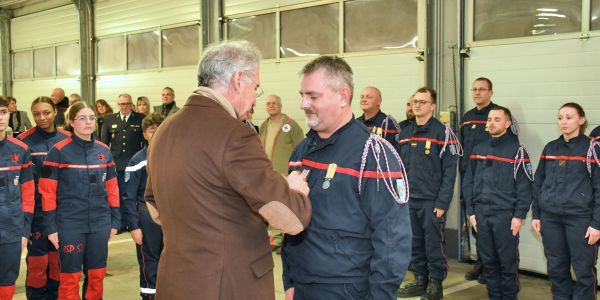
{"left": 11, "top": 233, "right": 571, "bottom": 299}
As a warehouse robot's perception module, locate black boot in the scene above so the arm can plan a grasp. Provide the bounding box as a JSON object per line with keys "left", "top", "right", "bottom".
{"left": 397, "top": 275, "right": 428, "bottom": 298}
{"left": 464, "top": 260, "right": 483, "bottom": 280}
{"left": 420, "top": 279, "right": 443, "bottom": 300}
{"left": 141, "top": 293, "right": 156, "bottom": 300}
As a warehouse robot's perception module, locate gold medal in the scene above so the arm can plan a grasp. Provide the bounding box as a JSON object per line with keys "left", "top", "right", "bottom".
{"left": 425, "top": 150, "right": 430, "bottom": 155}
{"left": 323, "top": 163, "right": 337, "bottom": 190}
{"left": 376, "top": 127, "right": 383, "bottom": 136}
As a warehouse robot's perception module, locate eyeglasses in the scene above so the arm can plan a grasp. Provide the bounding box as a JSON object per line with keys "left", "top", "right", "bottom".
{"left": 74, "top": 115, "right": 96, "bottom": 122}
{"left": 471, "top": 88, "right": 490, "bottom": 93}
{"left": 412, "top": 99, "right": 432, "bottom": 106}
{"left": 245, "top": 74, "right": 264, "bottom": 98}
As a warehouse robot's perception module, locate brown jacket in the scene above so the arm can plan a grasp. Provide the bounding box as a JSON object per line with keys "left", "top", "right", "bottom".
{"left": 145, "top": 87, "right": 311, "bottom": 300}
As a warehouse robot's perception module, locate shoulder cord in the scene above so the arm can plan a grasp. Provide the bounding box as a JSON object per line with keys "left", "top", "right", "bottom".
{"left": 513, "top": 145, "right": 534, "bottom": 181}
{"left": 439, "top": 124, "right": 464, "bottom": 158}
{"left": 358, "top": 134, "right": 409, "bottom": 204}
{"left": 380, "top": 114, "right": 401, "bottom": 139}
{"left": 586, "top": 140, "right": 600, "bottom": 177}
{"left": 510, "top": 115, "right": 520, "bottom": 136}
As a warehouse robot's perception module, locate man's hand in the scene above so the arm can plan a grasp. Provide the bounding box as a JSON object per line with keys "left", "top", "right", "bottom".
{"left": 531, "top": 219, "right": 541, "bottom": 235}
{"left": 469, "top": 215, "right": 477, "bottom": 232}
{"left": 585, "top": 226, "right": 600, "bottom": 245}
{"left": 285, "top": 288, "right": 294, "bottom": 300}
{"left": 510, "top": 218, "right": 523, "bottom": 236}
{"left": 434, "top": 208, "right": 445, "bottom": 218}
{"left": 22, "top": 237, "right": 28, "bottom": 251}
{"left": 130, "top": 229, "right": 143, "bottom": 245}
{"left": 48, "top": 232, "right": 59, "bottom": 250}
{"left": 287, "top": 171, "right": 309, "bottom": 196}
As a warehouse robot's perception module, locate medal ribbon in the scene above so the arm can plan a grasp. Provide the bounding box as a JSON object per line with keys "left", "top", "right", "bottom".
{"left": 380, "top": 114, "right": 401, "bottom": 139}
{"left": 439, "top": 124, "right": 463, "bottom": 158}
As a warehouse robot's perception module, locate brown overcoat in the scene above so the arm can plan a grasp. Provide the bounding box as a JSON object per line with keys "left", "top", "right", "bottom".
{"left": 145, "top": 87, "right": 311, "bottom": 300}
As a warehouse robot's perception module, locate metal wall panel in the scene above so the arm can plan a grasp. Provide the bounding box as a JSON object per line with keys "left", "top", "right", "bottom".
{"left": 12, "top": 78, "right": 80, "bottom": 120}
{"left": 464, "top": 37, "right": 600, "bottom": 274}
{"left": 95, "top": 0, "right": 201, "bottom": 37}
{"left": 11, "top": 4, "right": 78, "bottom": 50}
{"left": 225, "top": 0, "right": 315, "bottom": 16}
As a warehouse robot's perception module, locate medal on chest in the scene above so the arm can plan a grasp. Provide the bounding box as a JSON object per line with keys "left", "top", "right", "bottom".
{"left": 322, "top": 163, "right": 337, "bottom": 190}
{"left": 425, "top": 140, "right": 431, "bottom": 155}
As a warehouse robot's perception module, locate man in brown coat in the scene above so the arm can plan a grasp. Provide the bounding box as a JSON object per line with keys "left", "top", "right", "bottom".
{"left": 144, "top": 40, "right": 312, "bottom": 300}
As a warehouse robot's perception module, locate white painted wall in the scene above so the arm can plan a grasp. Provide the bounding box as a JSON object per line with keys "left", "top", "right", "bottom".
{"left": 11, "top": 4, "right": 78, "bottom": 50}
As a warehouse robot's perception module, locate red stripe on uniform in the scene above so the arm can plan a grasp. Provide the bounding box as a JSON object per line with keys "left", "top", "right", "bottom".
{"left": 106, "top": 177, "right": 120, "bottom": 207}
{"left": 398, "top": 137, "right": 457, "bottom": 145}
{"left": 39, "top": 178, "right": 58, "bottom": 212}
{"left": 301, "top": 159, "right": 402, "bottom": 179}
{"left": 31, "top": 152, "right": 48, "bottom": 156}
{"left": 43, "top": 161, "right": 114, "bottom": 169}
{"left": 367, "top": 126, "right": 400, "bottom": 134}
{"left": 469, "top": 154, "right": 530, "bottom": 164}
{"left": 288, "top": 161, "right": 303, "bottom": 167}
{"left": 540, "top": 155, "right": 586, "bottom": 161}
{"left": 460, "top": 120, "right": 487, "bottom": 127}
{"left": 21, "top": 180, "right": 35, "bottom": 213}
{"left": 0, "top": 165, "right": 23, "bottom": 172}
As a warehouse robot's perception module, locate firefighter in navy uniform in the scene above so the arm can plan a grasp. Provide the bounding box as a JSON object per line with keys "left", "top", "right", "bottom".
{"left": 531, "top": 103, "right": 600, "bottom": 300}
{"left": 0, "top": 96, "right": 35, "bottom": 300}
{"left": 18, "top": 97, "right": 71, "bottom": 300}
{"left": 357, "top": 86, "right": 402, "bottom": 149}
{"left": 397, "top": 87, "right": 460, "bottom": 300}
{"left": 283, "top": 57, "right": 411, "bottom": 300}
{"left": 459, "top": 77, "right": 498, "bottom": 282}
{"left": 100, "top": 93, "right": 144, "bottom": 232}
{"left": 40, "top": 101, "right": 120, "bottom": 300}
{"left": 123, "top": 113, "right": 164, "bottom": 300}
{"left": 463, "top": 106, "right": 533, "bottom": 300}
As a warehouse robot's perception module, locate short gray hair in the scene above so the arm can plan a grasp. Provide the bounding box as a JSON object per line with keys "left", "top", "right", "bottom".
{"left": 300, "top": 56, "right": 354, "bottom": 103}
{"left": 197, "top": 40, "right": 262, "bottom": 89}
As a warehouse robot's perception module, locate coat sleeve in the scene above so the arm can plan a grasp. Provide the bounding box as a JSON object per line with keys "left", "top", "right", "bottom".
{"left": 513, "top": 150, "right": 533, "bottom": 219}
{"left": 123, "top": 157, "right": 143, "bottom": 230}
{"left": 361, "top": 143, "right": 411, "bottom": 299}
{"left": 39, "top": 147, "right": 61, "bottom": 234}
{"left": 223, "top": 124, "right": 312, "bottom": 234}
{"left": 531, "top": 148, "right": 547, "bottom": 220}
{"left": 100, "top": 117, "right": 111, "bottom": 146}
{"left": 20, "top": 149, "right": 35, "bottom": 238}
{"left": 105, "top": 151, "right": 120, "bottom": 230}
{"left": 435, "top": 132, "right": 459, "bottom": 211}
{"left": 462, "top": 153, "right": 476, "bottom": 216}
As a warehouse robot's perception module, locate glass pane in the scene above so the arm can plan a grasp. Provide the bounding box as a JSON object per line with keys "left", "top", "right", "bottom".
{"left": 228, "top": 14, "right": 276, "bottom": 59}
{"left": 281, "top": 4, "right": 339, "bottom": 58}
{"left": 592, "top": 0, "right": 600, "bottom": 31}
{"left": 98, "top": 36, "right": 125, "bottom": 73}
{"left": 474, "top": 0, "right": 582, "bottom": 41}
{"left": 162, "top": 25, "right": 200, "bottom": 68}
{"left": 13, "top": 50, "right": 32, "bottom": 79}
{"left": 34, "top": 47, "right": 55, "bottom": 78}
{"left": 128, "top": 31, "right": 159, "bottom": 70}
{"left": 345, "top": 0, "right": 418, "bottom": 52}
{"left": 57, "top": 43, "right": 80, "bottom": 76}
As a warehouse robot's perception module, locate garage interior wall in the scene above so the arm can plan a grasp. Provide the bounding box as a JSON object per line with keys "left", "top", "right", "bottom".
{"left": 11, "top": 4, "right": 79, "bottom": 115}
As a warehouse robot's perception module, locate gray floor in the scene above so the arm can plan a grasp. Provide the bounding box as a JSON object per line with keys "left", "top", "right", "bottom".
{"left": 12, "top": 234, "right": 568, "bottom": 299}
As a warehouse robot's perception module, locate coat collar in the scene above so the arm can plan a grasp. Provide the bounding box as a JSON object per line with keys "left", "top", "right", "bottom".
{"left": 191, "top": 87, "right": 238, "bottom": 119}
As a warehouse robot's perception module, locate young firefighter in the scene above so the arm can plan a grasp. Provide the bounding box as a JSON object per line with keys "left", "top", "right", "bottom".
{"left": 462, "top": 106, "right": 533, "bottom": 300}
{"left": 40, "top": 101, "right": 120, "bottom": 300}
{"left": 123, "top": 113, "right": 164, "bottom": 300}
{"left": 0, "top": 96, "right": 34, "bottom": 299}
{"left": 18, "top": 97, "right": 71, "bottom": 299}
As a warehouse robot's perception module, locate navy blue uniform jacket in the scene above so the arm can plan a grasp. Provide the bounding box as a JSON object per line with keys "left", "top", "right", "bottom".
{"left": 0, "top": 136, "right": 34, "bottom": 243}
{"left": 459, "top": 103, "right": 498, "bottom": 176}
{"left": 532, "top": 134, "right": 600, "bottom": 229}
{"left": 39, "top": 134, "right": 120, "bottom": 234}
{"left": 100, "top": 112, "right": 145, "bottom": 171}
{"left": 123, "top": 145, "right": 148, "bottom": 230}
{"left": 397, "top": 117, "right": 458, "bottom": 209}
{"left": 357, "top": 110, "right": 400, "bottom": 149}
{"left": 283, "top": 119, "right": 411, "bottom": 300}
{"left": 462, "top": 133, "right": 532, "bottom": 218}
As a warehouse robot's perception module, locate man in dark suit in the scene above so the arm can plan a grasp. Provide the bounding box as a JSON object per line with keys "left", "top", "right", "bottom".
{"left": 101, "top": 93, "right": 145, "bottom": 232}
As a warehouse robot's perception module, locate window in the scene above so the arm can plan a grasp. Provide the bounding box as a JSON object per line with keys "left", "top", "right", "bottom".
{"left": 592, "top": 0, "right": 600, "bottom": 31}
{"left": 13, "top": 50, "right": 32, "bottom": 79}
{"left": 98, "top": 36, "right": 125, "bottom": 73}
{"left": 127, "top": 31, "right": 159, "bottom": 70}
{"left": 228, "top": 14, "right": 276, "bottom": 59}
{"left": 280, "top": 4, "right": 339, "bottom": 58}
{"left": 34, "top": 47, "right": 55, "bottom": 78}
{"left": 57, "top": 43, "right": 80, "bottom": 76}
{"left": 345, "top": 0, "right": 418, "bottom": 52}
{"left": 162, "top": 25, "right": 200, "bottom": 67}
{"left": 474, "top": 0, "right": 582, "bottom": 41}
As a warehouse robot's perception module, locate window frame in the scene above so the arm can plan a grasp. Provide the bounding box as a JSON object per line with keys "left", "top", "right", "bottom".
{"left": 12, "top": 41, "right": 80, "bottom": 81}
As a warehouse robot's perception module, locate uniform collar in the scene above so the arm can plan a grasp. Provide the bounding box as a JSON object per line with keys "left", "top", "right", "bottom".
{"left": 489, "top": 131, "right": 510, "bottom": 146}
{"left": 35, "top": 126, "right": 57, "bottom": 138}
{"left": 560, "top": 133, "right": 588, "bottom": 145}
{"left": 414, "top": 116, "right": 435, "bottom": 132}
{"left": 358, "top": 110, "right": 384, "bottom": 123}
{"left": 474, "top": 102, "right": 494, "bottom": 115}
{"left": 306, "top": 116, "right": 355, "bottom": 147}
{"left": 72, "top": 132, "right": 94, "bottom": 148}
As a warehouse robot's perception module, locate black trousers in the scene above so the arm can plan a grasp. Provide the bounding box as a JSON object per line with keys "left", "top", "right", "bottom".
{"left": 26, "top": 216, "right": 60, "bottom": 300}
{"left": 476, "top": 213, "right": 520, "bottom": 300}
{"left": 135, "top": 209, "right": 164, "bottom": 296}
{"left": 0, "top": 241, "right": 21, "bottom": 286}
{"left": 117, "top": 171, "right": 128, "bottom": 231}
{"left": 540, "top": 212, "right": 598, "bottom": 300}
{"left": 409, "top": 200, "right": 448, "bottom": 280}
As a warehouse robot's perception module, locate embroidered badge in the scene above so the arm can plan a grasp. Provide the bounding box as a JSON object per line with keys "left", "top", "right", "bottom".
{"left": 9, "top": 153, "right": 19, "bottom": 163}
{"left": 98, "top": 153, "right": 106, "bottom": 161}
{"left": 282, "top": 124, "right": 291, "bottom": 133}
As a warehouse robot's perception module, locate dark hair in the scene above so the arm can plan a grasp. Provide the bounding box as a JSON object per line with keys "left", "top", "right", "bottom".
{"left": 300, "top": 56, "right": 354, "bottom": 103}
{"left": 94, "top": 99, "right": 114, "bottom": 115}
{"left": 474, "top": 77, "right": 493, "bottom": 90}
{"left": 560, "top": 102, "right": 588, "bottom": 134}
{"left": 162, "top": 87, "right": 175, "bottom": 97}
{"left": 0, "top": 96, "right": 8, "bottom": 108}
{"left": 65, "top": 101, "right": 95, "bottom": 132}
{"left": 414, "top": 87, "right": 438, "bottom": 104}
{"left": 142, "top": 112, "right": 165, "bottom": 132}
{"left": 31, "top": 96, "right": 57, "bottom": 111}
{"left": 7, "top": 96, "right": 16, "bottom": 104}
{"left": 490, "top": 105, "right": 512, "bottom": 121}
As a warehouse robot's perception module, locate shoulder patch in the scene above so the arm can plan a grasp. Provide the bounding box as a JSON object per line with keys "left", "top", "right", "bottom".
{"left": 54, "top": 137, "right": 73, "bottom": 151}
{"left": 94, "top": 140, "right": 111, "bottom": 150}
{"left": 57, "top": 127, "right": 72, "bottom": 137}
{"left": 17, "top": 127, "right": 37, "bottom": 140}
